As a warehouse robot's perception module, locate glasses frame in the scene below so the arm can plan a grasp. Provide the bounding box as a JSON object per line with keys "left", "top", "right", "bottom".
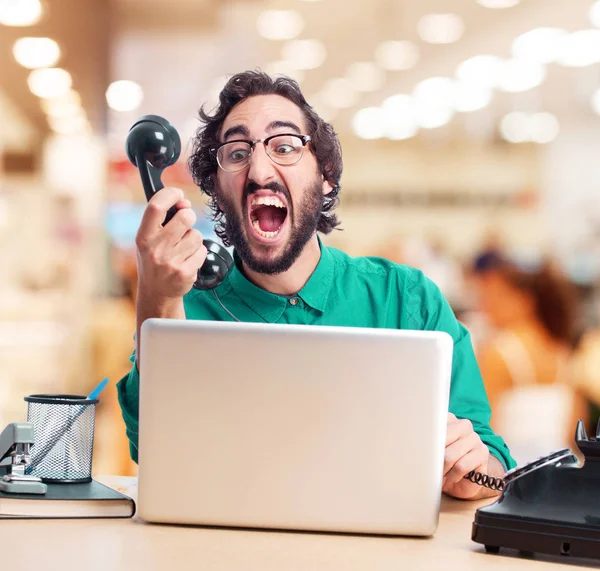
{"left": 211, "top": 133, "right": 312, "bottom": 173}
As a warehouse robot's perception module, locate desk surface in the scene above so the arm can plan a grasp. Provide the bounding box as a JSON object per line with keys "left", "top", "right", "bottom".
{"left": 2, "top": 479, "right": 596, "bottom": 571}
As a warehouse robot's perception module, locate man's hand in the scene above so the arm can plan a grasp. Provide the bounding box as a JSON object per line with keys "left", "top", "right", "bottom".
{"left": 443, "top": 412, "right": 504, "bottom": 500}
{"left": 136, "top": 187, "right": 207, "bottom": 299}
{"left": 134, "top": 187, "right": 208, "bottom": 363}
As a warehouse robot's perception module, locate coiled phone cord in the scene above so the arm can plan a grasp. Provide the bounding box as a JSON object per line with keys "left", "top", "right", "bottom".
{"left": 464, "top": 471, "right": 505, "bottom": 492}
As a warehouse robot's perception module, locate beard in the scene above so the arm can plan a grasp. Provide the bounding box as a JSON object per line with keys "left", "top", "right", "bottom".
{"left": 216, "top": 178, "right": 323, "bottom": 275}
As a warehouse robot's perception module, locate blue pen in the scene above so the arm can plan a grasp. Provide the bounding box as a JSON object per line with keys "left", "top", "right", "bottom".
{"left": 88, "top": 377, "right": 109, "bottom": 401}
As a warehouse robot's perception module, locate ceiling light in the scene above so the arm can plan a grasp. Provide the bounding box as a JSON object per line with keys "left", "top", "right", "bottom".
{"left": 263, "top": 61, "right": 305, "bottom": 83}
{"left": 500, "top": 112, "right": 530, "bottom": 143}
{"left": 281, "top": 39, "right": 326, "bottom": 70}
{"left": 346, "top": 62, "right": 385, "bottom": 92}
{"left": 556, "top": 30, "right": 600, "bottom": 67}
{"left": 592, "top": 88, "right": 600, "bottom": 115}
{"left": 411, "top": 77, "right": 456, "bottom": 128}
{"left": 48, "top": 114, "right": 89, "bottom": 136}
{"left": 413, "top": 77, "right": 455, "bottom": 108}
{"left": 320, "top": 78, "right": 358, "bottom": 109}
{"left": 415, "top": 106, "right": 454, "bottom": 129}
{"left": 530, "top": 112, "right": 559, "bottom": 143}
{"left": 496, "top": 59, "right": 546, "bottom": 92}
{"left": 42, "top": 99, "right": 83, "bottom": 119}
{"left": 352, "top": 107, "right": 384, "bottom": 140}
{"left": 512, "top": 28, "right": 568, "bottom": 64}
{"left": 456, "top": 55, "right": 502, "bottom": 89}
{"left": 105, "top": 80, "right": 144, "bottom": 112}
{"left": 477, "top": 0, "right": 519, "bottom": 7}
{"left": 417, "top": 13, "right": 464, "bottom": 44}
{"left": 0, "top": 0, "right": 42, "bottom": 26}
{"left": 374, "top": 40, "right": 419, "bottom": 71}
{"left": 13, "top": 38, "right": 60, "bottom": 69}
{"left": 381, "top": 95, "right": 419, "bottom": 140}
{"left": 27, "top": 68, "right": 72, "bottom": 99}
{"left": 40, "top": 90, "right": 81, "bottom": 116}
{"left": 590, "top": 1, "right": 600, "bottom": 27}
{"left": 453, "top": 82, "right": 492, "bottom": 112}
{"left": 256, "top": 10, "right": 304, "bottom": 41}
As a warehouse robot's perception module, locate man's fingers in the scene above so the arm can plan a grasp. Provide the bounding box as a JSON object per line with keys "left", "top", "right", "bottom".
{"left": 173, "top": 229, "right": 205, "bottom": 262}
{"left": 138, "top": 187, "right": 185, "bottom": 238}
{"left": 444, "top": 431, "right": 479, "bottom": 475}
{"left": 446, "top": 451, "right": 487, "bottom": 485}
{"left": 161, "top": 207, "right": 197, "bottom": 243}
{"left": 175, "top": 199, "right": 192, "bottom": 210}
{"left": 181, "top": 243, "right": 208, "bottom": 274}
{"left": 445, "top": 416, "right": 473, "bottom": 446}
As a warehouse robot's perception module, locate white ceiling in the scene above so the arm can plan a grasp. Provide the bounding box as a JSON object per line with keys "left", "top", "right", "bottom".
{"left": 102, "top": 0, "right": 600, "bottom": 153}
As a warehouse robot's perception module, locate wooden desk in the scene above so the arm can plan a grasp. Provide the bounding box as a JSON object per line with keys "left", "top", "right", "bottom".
{"left": 2, "top": 485, "right": 596, "bottom": 570}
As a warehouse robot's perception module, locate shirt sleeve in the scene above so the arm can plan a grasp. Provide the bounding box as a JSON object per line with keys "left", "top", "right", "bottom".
{"left": 116, "top": 353, "right": 140, "bottom": 463}
{"left": 401, "top": 267, "right": 517, "bottom": 471}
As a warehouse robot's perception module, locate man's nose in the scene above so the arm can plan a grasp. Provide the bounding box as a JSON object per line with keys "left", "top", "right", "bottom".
{"left": 247, "top": 143, "right": 277, "bottom": 185}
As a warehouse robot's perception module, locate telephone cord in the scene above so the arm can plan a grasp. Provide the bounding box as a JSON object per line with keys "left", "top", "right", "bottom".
{"left": 464, "top": 471, "right": 505, "bottom": 492}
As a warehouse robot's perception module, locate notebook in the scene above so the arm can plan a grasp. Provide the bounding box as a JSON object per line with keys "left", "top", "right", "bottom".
{"left": 0, "top": 479, "right": 136, "bottom": 518}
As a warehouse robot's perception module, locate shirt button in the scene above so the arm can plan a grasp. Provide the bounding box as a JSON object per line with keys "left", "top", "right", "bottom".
{"left": 289, "top": 297, "right": 299, "bottom": 306}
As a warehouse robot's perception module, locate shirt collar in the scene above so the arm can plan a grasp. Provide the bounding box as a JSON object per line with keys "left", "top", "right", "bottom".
{"left": 227, "top": 237, "right": 335, "bottom": 322}
{"left": 296, "top": 237, "right": 334, "bottom": 312}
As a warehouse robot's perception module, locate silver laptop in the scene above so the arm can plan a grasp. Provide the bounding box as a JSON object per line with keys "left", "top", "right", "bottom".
{"left": 137, "top": 319, "right": 453, "bottom": 536}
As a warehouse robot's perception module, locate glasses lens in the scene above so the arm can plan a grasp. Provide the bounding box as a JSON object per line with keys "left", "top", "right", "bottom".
{"left": 217, "top": 141, "right": 252, "bottom": 172}
{"left": 266, "top": 135, "right": 304, "bottom": 165}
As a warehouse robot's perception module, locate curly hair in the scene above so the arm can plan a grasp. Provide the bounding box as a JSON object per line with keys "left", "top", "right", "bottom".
{"left": 188, "top": 70, "right": 343, "bottom": 245}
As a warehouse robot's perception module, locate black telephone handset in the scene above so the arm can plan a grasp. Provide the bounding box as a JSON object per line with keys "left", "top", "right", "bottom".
{"left": 472, "top": 419, "right": 600, "bottom": 561}
{"left": 125, "top": 114, "right": 233, "bottom": 290}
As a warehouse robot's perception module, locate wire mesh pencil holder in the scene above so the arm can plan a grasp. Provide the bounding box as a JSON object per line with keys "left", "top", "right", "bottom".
{"left": 24, "top": 394, "right": 99, "bottom": 483}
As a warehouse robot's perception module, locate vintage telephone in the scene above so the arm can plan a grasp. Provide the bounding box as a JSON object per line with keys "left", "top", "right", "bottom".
{"left": 0, "top": 422, "right": 46, "bottom": 495}
{"left": 472, "top": 419, "right": 600, "bottom": 561}
{"left": 125, "top": 114, "right": 233, "bottom": 290}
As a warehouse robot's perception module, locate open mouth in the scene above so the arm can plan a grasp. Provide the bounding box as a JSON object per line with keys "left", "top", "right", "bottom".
{"left": 249, "top": 195, "right": 289, "bottom": 240}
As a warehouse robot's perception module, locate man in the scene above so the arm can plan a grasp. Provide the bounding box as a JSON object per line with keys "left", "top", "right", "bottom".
{"left": 117, "top": 70, "right": 516, "bottom": 500}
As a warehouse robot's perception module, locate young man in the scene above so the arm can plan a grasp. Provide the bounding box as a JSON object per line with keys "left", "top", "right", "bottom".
{"left": 117, "top": 70, "right": 515, "bottom": 500}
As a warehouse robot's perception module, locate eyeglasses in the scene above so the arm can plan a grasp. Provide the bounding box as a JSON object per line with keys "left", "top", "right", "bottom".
{"left": 212, "top": 133, "right": 312, "bottom": 173}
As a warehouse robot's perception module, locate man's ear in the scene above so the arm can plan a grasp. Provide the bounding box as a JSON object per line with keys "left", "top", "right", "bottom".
{"left": 322, "top": 177, "right": 334, "bottom": 196}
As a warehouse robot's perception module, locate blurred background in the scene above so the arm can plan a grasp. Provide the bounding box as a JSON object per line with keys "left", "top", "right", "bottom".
{"left": 2, "top": 0, "right": 600, "bottom": 476}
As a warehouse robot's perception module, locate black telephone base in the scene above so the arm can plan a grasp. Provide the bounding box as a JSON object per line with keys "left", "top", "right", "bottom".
{"left": 471, "top": 420, "right": 600, "bottom": 563}
{"left": 472, "top": 508, "right": 600, "bottom": 561}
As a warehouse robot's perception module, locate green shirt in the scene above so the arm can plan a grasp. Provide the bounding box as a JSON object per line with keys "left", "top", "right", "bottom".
{"left": 117, "top": 241, "right": 516, "bottom": 469}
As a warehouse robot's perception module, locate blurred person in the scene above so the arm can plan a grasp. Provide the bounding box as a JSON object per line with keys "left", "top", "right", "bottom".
{"left": 117, "top": 70, "right": 516, "bottom": 500}
{"left": 472, "top": 253, "right": 586, "bottom": 466}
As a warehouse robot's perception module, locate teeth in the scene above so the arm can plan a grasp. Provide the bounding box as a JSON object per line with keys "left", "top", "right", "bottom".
{"left": 252, "top": 219, "right": 280, "bottom": 238}
{"left": 251, "top": 195, "right": 286, "bottom": 208}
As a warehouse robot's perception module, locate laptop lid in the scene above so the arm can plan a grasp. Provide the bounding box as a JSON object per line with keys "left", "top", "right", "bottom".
{"left": 137, "top": 319, "right": 453, "bottom": 535}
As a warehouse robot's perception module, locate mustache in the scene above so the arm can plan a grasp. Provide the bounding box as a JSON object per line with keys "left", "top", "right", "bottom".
{"left": 244, "top": 181, "right": 292, "bottom": 206}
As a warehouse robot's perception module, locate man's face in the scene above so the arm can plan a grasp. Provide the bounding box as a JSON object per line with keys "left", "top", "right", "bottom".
{"left": 215, "top": 94, "right": 332, "bottom": 275}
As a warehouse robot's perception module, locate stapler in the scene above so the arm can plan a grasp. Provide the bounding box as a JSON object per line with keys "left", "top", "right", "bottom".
{"left": 0, "top": 422, "right": 47, "bottom": 495}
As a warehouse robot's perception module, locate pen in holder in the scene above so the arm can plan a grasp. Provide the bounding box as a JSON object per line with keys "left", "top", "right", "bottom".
{"left": 24, "top": 394, "right": 99, "bottom": 483}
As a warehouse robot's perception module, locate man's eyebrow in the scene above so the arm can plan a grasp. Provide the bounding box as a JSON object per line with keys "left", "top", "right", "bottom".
{"left": 267, "top": 120, "right": 302, "bottom": 134}
{"left": 222, "top": 124, "right": 250, "bottom": 141}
